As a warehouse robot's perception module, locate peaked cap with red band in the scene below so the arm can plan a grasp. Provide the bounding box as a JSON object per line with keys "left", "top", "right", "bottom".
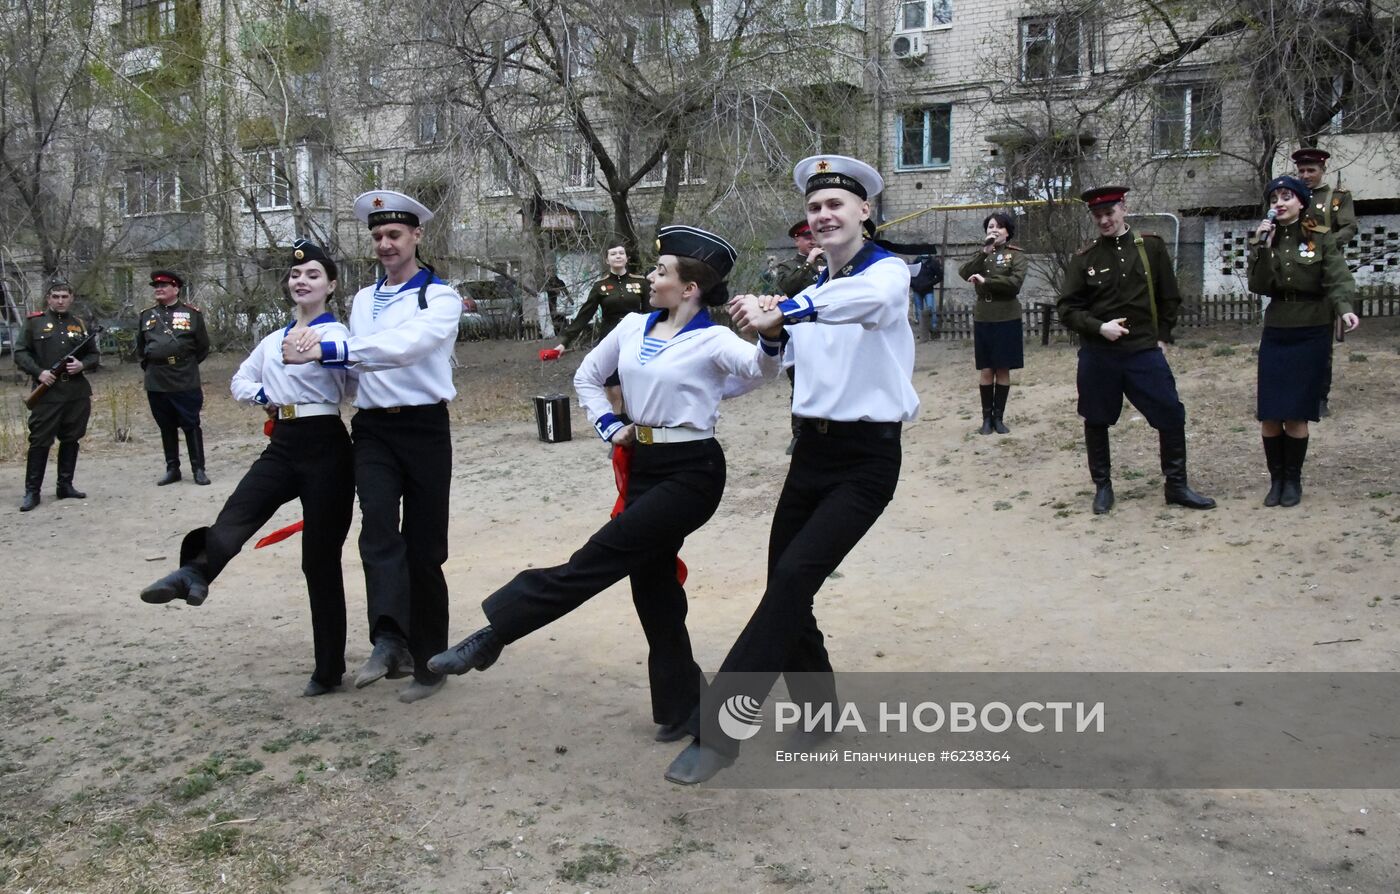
{"left": 788, "top": 220, "right": 812, "bottom": 239}
{"left": 1291, "top": 147, "right": 1331, "bottom": 166}
{"left": 149, "top": 269, "right": 184, "bottom": 288}
{"left": 1080, "top": 186, "right": 1129, "bottom": 208}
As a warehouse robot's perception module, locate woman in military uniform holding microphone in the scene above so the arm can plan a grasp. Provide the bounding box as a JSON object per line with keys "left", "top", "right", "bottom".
{"left": 1249, "top": 175, "right": 1359, "bottom": 507}
{"left": 959, "top": 211, "right": 1028, "bottom": 435}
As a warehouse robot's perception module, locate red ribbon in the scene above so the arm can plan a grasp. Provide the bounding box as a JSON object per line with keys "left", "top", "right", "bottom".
{"left": 254, "top": 520, "right": 304, "bottom": 548}
{"left": 610, "top": 444, "right": 686, "bottom": 584}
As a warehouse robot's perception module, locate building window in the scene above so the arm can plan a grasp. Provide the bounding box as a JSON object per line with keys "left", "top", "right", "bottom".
{"left": 487, "top": 154, "right": 521, "bottom": 196}
{"left": 564, "top": 141, "right": 594, "bottom": 190}
{"left": 897, "top": 106, "right": 951, "bottom": 169}
{"left": 1020, "top": 15, "right": 1086, "bottom": 80}
{"left": 121, "top": 0, "right": 177, "bottom": 45}
{"left": 1152, "top": 84, "right": 1221, "bottom": 155}
{"left": 898, "top": 0, "right": 951, "bottom": 30}
{"left": 417, "top": 103, "right": 448, "bottom": 145}
{"left": 637, "top": 150, "right": 705, "bottom": 187}
{"left": 120, "top": 165, "right": 196, "bottom": 216}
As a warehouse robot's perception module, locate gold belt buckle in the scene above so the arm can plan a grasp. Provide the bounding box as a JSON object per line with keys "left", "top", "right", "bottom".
{"left": 279, "top": 405, "right": 297, "bottom": 420}
{"left": 635, "top": 425, "right": 654, "bottom": 445}
{"left": 815, "top": 419, "right": 829, "bottom": 434}
{"left": 166, "top": 356, "right": 178, "bottom": 365}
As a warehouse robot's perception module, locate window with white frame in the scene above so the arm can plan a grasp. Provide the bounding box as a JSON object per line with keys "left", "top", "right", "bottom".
{"left": 898, "top": 0, "right": 951, "bottom": 31}
{"left": 637, "top": 149, "right": 704, "bottom": 187}
{"left": 1020, "top": 14, "right": 1088, "bottom": 80}
{"left": 897, "top": 106, "right": 951, "bottom": 169}
{"left": 243, "top": 148, "right": 291, "bottom": 210}
{"left": 120, "top": 165, "right": 196, "bottom": 216}
{"left": 121, "top": 0, "right": 177, "bottom": 45}
{"left": 564, "top": 141, "right": 594, "bottom": 190}
{"left": 417, "top": 102, "right": 448, "bottom": 145}
{"left": 487, "top": 153, "right": 521, "bottom": 196}
{"left": 633, "top": 10, "right": 700, "bottom": 60}
{"left": 1152, "top": 84, "right": 1221, "bottom": 155}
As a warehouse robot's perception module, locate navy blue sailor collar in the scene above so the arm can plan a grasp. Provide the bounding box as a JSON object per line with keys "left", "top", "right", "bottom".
{"left": 376, "top": 267, "right": 445, "bottom": 294}
{"left": 283, "top": 311, "right": 338, "bottom": 334}
{"left": 815, "top": 241, "right": 896, "bottom": 287}
{"left": 643, "top": 306, "right": 715, "bottom": 336}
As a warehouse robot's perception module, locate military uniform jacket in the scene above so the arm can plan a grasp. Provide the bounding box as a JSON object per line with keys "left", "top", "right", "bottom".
{"left": 1304, "top": 184, "right": 1357, "bottom": 246}
{"left": 561, "top": 271, "right": 649, "bottom": 348}
{"left": 958, "top": 245, "right": 1028, "bottom": 322}
{"left": 137, "top": 300, "right": 210, "bottom": 392}
{"left": 774, "top": 252, "right": 822, "bottom": 298}
{"left": 1247, "top": 221, "right": 1356, "bottom": 327}
{"left": 14, "top": 309, "right": 99, "bottom": 402}
{"left": 1057, "top": 229, "right": 1180, "bottom": 351}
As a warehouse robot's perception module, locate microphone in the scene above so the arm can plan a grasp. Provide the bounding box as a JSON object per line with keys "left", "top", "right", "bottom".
{"left": 983, "top": 234, "right": 997, "bottom": 245}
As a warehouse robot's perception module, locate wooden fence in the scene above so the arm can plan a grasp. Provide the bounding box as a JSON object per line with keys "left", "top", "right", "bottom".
{"left": 928, "top": 287, "right": 1400, "bottom": 345}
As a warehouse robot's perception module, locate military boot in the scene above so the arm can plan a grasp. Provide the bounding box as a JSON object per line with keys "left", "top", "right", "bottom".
{"left": 1160, "top": 427, "right": 1216, "bottom": 510}
{"left": 978, "top": 384, "right": 994, "bottom": 435}
{"left": 185, "top": 426, "right": 211, "bottom": 486}
{"left": 157, "top": 427, "right": 181, "bottom": 485}
{"left": 1085, "top": 423, "right": 1113, "bottom": 514}
{"left": 20, "top": 445, "right": 48, "bottom": 512}
{"left": 1261, "top": 434, "right": 1285, "bottom": 507}
{"left": 991, "top": 383, "right": 1011, "bottom": 434}
{"left": 1279, "top": 435, "right": 1309, "bottom": 508}
{"left": 55, "top": 442, "right": 85, "bottom": 499}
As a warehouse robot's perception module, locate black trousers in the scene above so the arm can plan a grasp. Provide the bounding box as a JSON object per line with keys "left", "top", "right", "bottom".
{"left": 700, "top": 429, "right": 901, "bottom": 756}
{"left": 181, "top": 416, "right": 354, "bottom": 685}
{"left": 352, "top": 403, "right": 452, "bottom": 683}
{"left": 28, "top": 397, "right": 90, "bottom": 449}
{"left": 148, "top": 388, "right": 204, "bottom": 430}
{"left": 483, "top": 438, "right": 725, "bottom": 726}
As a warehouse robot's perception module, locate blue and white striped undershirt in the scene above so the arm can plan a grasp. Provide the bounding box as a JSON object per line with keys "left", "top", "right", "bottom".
{"left": 638, "top": 335, "right": 667, "bottom": 364}
{"left": 372, "top": 284, "right": 398, "bottom": 320}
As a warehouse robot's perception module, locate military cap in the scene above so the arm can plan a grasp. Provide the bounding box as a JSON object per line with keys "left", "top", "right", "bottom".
{"left": 150, "top": 269, "right": 184, "bottom": 288}
{"left": 788, "top": 220, "right": 812, "bottom": 238}
{"left": 1080, "top": 186, "right": 1129, "bottom": 208}
{"left": 655, "top": 225, "right": 738, "bottom": 278}
{"left": 289, "top": 238, "right": 338, "bottom": 279}
{"left": 353, "top": 189, "right": 435, "bottom": 229}
{"left": 1291, "top": 148, "right": 1331, "bottom": 166}
{"left": 793, "top": 154, "right": 883, "bottom": 200}
{"left": 1264, "top": 175, "right": 1312, "bottom": 208}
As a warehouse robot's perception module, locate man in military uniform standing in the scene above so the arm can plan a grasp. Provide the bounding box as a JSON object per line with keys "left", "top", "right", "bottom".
{"left": 14, "top": 282, "right": 99, "bottom": 511}
{"left": 551, "top": 242, "right": 648, "bottom": 411}
{"left": 772, "top": 220, "right": 823, "bottom": 299}
{"left": 1293, "top": 148, "right": 1357, "bottom": 417}
{"left": 137, "top": 270, "right": 212, "bottom": 486}
{"left": 1056, "top": 186, "right": 1215, "bottom": 515}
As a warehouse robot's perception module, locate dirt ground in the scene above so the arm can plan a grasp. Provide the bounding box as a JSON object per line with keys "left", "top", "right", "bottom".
{"left": 2, "top": 321, "right": 1398, "bottom": 893}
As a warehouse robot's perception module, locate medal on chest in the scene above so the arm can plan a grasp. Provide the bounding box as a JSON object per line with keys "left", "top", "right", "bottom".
{"left": 1087, "top": 267, "right": 1097, "bottom": 278}
{"left": 172, "top": 311, "right": 192, "bottom": 331}
{"left": 1300, "top": 242, "right": 1316, "bottom": 258}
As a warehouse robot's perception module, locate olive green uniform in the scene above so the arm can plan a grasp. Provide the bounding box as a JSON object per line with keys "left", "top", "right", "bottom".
{"left": 560, "top": 271, "right": 649, "bottom": 348}
{"left": 14, "top": 308, "right": 99, "bottom": 503}
{"left": 136, "top": 300, "right": 212, "bottom": 483}
{"left": 1303, "top": 184, "right": 1357, "bottom": 247}
{"left": 1058, "top": 230, "right": 1180, "bottom": 352}
{"left": 958, "top": 246, "right": 1028, "bottom": 323}
{"left": 137, "top": 300, "right": 209, "bottom": 392}
{"left": 1248, "top": 223, "right": 1356, "bottom": 326}
{"left": 773, "top": 252, "right": 822, "bottom": 299}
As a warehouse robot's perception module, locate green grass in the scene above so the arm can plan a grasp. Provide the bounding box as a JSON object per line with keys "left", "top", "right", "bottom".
{"left": 558, "top": 841, "right": 627, "bottom": 882}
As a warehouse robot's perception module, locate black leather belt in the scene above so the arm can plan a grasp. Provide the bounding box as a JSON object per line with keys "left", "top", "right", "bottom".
{"left": 799, "top": 419, "right": 902, "bottom": 439}
{"left": 358, "top": 401, "right": 446, "bottom": 414}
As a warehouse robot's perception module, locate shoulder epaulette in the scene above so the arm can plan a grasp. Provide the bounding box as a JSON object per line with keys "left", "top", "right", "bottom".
{"left": 1302, "top": 219, "right": 1330, "bottom": 234}
{"left": 1334, "top": 187, "right": 1351, "bottom": 195}
{"left": 1003, "top": 244, "right": 1022, "bottom": 252}
{"left": 141, "top": 304, "right": 159, "bottom": 313}
{"left": 1141, "top": 233, "right": 1164, "bottom": 240}
{"left": 27, "top": 310, "right": 44, "bottom": 318}
{"left": 1075, "top": 241, "right": 1096, "bottom": 256}
{"left": 184, "top": 304, "right": 202, "bottom": 312}
{"left": 626, "top": 272, "right": 646, "bottom": 279}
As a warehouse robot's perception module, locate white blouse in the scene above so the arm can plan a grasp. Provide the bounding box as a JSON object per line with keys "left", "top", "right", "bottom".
{"left": 232, "top": 314, "right": 354, "bottom": 407}
{"left": 575, "top": 309, "right": 782, "bottom": 441}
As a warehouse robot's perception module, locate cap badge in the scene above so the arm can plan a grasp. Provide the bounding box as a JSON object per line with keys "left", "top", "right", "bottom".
{"left": 815, "top": 160, "right": 831, "bottom": 173}
{"left": 294, "top": 249, "right": 305, "bottom": 260}
{"left": 372, "top": 197, "right": 385, "bottom": 209}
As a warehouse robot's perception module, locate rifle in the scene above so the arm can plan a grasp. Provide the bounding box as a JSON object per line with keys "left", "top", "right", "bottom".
{"left": 24, "top": 326, "right": 102, "bottom": 410}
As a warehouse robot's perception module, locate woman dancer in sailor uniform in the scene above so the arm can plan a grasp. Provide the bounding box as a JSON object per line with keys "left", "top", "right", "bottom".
{"left": 1249, "top": 174, "right": 1359, "bottom": 507}
{"left": 665, "top": 155, "right": 920, "bottom": 785}
{"left": 140, "top": 240, "right": 355, "bottom": 697}
{"left": 427, "top": 226, "right": 781, "bottom": 742}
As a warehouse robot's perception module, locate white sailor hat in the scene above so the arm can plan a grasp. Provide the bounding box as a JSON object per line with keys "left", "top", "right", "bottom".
{"left": 353, "top": 190, "right": 435, "bottom": 229}
{"left": 793, "top": 154, "right": 883, "bottom": 200}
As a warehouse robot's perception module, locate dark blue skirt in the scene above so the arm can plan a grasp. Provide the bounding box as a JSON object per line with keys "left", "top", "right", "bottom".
{"left": 1257, "top": 325, "right": 1329, "bottom": 422}
{"left": 973, "top": 319, "right": 1024, "bottom": 370}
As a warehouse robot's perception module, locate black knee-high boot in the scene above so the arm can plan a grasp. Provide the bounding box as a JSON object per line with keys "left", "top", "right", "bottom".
{"left": 1279, "top": 435, "right": 1308, "bottom": 508}
{"left": 991, "top": 383, "right": 1011, "bottom": 434}
{"left": 1160, "top": 427, "right": 1216, "bottom": 509}
{"left": 55, "top": 442, "right": 85, "bottom": 499}
{"left": 184, "top": 426, "right": 211, "bottom": 486}
{"left": 1085, "top": 423, "right": 1113, "bottom": 514}
{"left": 157, "top": 427, "right": 181, "bottom": 485}
{"left": 20, "top": 445, "right": 48, "bottom": 511}
{"left": 978, "top": 384, "right": 994, "bottom": 435}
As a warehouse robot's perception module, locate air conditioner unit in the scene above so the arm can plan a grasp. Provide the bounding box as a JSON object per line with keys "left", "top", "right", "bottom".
{"left": 891, "top": 34, "right": 927, "bottom": 64}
